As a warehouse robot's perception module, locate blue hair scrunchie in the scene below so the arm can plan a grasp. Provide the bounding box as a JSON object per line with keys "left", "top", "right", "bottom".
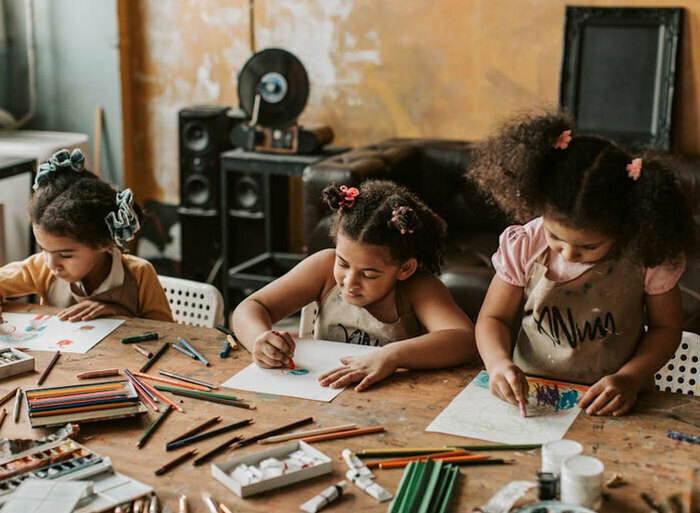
{"left": 104, "top": 189, "right": 141, "bottom": 247}
{"left": 33, "top": 148, "right": 86, "bottom": 191}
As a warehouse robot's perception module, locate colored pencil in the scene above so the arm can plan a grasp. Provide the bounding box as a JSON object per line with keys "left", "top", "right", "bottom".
{"left": 0, "top": 387, "right": 18, "bottom": 407}
{"left": 366, "top": 450, "right": 469, "bottom": 469}
{"left": 218, "top": 502, "right": 233, "bottom": 513}
{"left": 447, "top": 443, "right": 541, "bottom": 451}
{"left": 381, "top": 455, "right": 497, "bottom": 470}
{"left": 378, "top": 453, "right": 487, "bottom": 470}
{"left": 133, "top": 371, "right": 211, "bottom": 392}
{"left": 154, "top": 449, "right": 197, "bottom": 475}
{"left": 166, "top": 418, "right": 254, "bottom": 451}
{"left": 153, "top": 385, "right": 254, "bottom": 409}
{"left": 230, "top": 417, "right": 315, "bottom": 450}
{"left": 172, "top": 343, "right": 197, "bottom": 359}
{"left": 133, "top": 344, "right": 153, "bottom": 358}
{"left": 215, "top": 324, "right": 240, "bottom": 350}
{"left": 26, "top": 382, "right": 124, "bottom": 399}
{"left": 140, "top": 342, "right": 169, "bottom": 373}
{"left": 37, "top": 351, "right": 60, "bottom": 386}
{"left": 179, "top": 495, "right": 188, "bottom": 513}
{"left": 302, "top": 425, "right": 385, "bottom": 443}
{"left": 125, "top": 374, "right": 159, "bottom": 412}
{"left": 137, "top": 404, "right": 173, "bottom": 448}
{"left": 177, "top": 338, "right": 209, "bottom": 366}
{"left": 359, "top": 448, "right": 460, "bottom": 458}
{"left": 31, "top": 401, "right": 136, "bottom": 417}
{"left": 193, "top": 435, "right": 244, "bottom": 466}
{"left": 158, "top": 370, "right": 217, "bottom": 390}
{"left": 667, "top": 429, "right": 700, "bottom": 445}
{"left": 0, "top": 408, "right": 6, "bottom": 428}
{"left": 220, "top": 339, "right": 231, "bottom": 358}
{"left": 76, "top": 368, "right": 120, "bottom": 379}
{"left": 121, "top": 332, "right": 158, "bottom": 344}
{"left": 137, "top": 377, "right": 185, "bottom": 413}
{"left": 12, "top": 388, "right": 21, "bottom": 422}
{"left": 167, "top": 416, "right": 221, "bottom": 445}
{"left": 259, "top": 423, "right": 358, "bottom": 444}
{"left": 124, "top": 369, "right": 159, "bottom": 403}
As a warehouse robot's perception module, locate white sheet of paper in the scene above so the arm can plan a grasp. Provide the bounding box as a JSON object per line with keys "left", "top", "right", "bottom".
{"left": 222, "top": 338, "right": 380, "bottom": 402}
{"left": 0, "top": 312, "right": 124, "bottom": 354}
{"left": 426, "top": 370, "right": 585, "bottom": 444}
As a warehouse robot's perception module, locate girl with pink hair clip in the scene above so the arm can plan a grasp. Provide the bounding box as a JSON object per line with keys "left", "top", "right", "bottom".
{"left": 469, "top": 112, "right": 696, "bottom": 416}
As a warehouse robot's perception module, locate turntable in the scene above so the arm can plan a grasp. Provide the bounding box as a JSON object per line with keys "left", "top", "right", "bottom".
{"left": 231, "top": 48, "right": 333, "bottom": 154}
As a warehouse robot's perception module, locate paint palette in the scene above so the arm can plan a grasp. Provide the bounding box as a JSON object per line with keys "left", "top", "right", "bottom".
{"left": 0, "top": 348, "right": 34, "bottom": 379}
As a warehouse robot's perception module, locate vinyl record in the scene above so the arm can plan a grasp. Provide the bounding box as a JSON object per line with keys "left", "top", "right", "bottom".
{"left": 238, "top": 48, "right": 309, "bottom": 128}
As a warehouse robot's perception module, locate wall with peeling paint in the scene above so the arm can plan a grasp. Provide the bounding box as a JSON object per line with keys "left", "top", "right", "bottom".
{"left": 125, "top": 0, "right": 700, "bottom": 203}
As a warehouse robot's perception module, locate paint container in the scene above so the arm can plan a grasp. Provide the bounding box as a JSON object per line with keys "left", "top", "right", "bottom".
{"left": 536, "top": 471, "right": 558, "bottom": 500}
{"left": 541, "top": 439, "right": 583, "bottom": 475}
{"left": 560, "top": 455, "right": 604, "bottom": 510}
{"left": 300, "top": 480, "right": 347, "bottom": 513}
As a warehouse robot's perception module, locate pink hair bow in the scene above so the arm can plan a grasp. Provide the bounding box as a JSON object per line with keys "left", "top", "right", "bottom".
{"left": 626, "top": 158, "right": 642, "bottom": 181}
{"left": 339, "top": 185, "right": 359, "bottom": 209}
{"left": 554, "top": 129, "right": 572, "bottom": 150}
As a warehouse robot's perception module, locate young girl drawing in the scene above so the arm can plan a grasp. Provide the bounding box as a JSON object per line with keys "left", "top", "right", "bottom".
{"left": 232, "top": 179, "right": 476, "bottom": 391}
{"left": 471, "top": 112, "right": 696, "bottom": 416}
{"left": 0, "top": 149, "right": 172, "bottom": 322}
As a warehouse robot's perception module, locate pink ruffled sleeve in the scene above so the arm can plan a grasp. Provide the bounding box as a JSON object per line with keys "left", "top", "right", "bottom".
{"left": 491, "top": 218, "right": 548, "bottom": 287}
{"left": 644, "top": 255, "right": 686, "bottom": 295}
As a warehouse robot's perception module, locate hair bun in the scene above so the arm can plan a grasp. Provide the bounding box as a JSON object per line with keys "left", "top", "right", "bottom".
{"left": 322, "top": 184, "right": 345, "bottom": 211}
{"left": 389, "top": 205, "right": 421, "bottom": 235}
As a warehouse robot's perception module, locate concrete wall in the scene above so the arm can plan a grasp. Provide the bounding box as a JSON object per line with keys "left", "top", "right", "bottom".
{"left": 6, "top": 0, "right": 123, "bottom": 185}
{"left": 124, "top": 0, "right": 700, "bottom": 203}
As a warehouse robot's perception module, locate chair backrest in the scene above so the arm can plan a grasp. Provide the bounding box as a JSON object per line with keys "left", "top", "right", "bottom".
{"left": 299, "top": 302, "right": 318, "bottom": 338}
{"left": 158, "top": 275, "right": 223, "bottom": 328}
{"left": 655, "top": 331, "right": 700, "bottom": 395}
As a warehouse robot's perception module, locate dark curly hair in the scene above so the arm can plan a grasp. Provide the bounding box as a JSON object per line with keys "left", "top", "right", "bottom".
{"left": 29, "top": 167, "right": 143, "bottom": 249}
{"left": 322, "top": 180, "right": 447, "bottom": 274}
{"left": 468, "top": 111, "right": 696, "bottom": 267}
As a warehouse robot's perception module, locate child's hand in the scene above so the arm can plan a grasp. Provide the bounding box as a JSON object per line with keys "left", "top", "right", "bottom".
{"left": 58, "top": 301, "right": 131, "bottom": 321}
{"left": 487, "top": 359, "right": 529, "bottom": 407}
{"left": 318, "top": 349, "right": 398, "bottom": 392}
{"left": 252, "top": 330, "right": 295, "bottom": 368}
{"left": 578, "top": 373, "right": 639, "bottom": 416}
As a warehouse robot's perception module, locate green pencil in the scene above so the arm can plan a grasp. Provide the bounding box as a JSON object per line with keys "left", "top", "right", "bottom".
{"left": 153, "top": 385, "right": 255, "bottom": 409}
{"left": 137, "top": 404, "right": 172, "bottom": 448}
{"left": 446, "top": 443, "right": 541, "bottom": 451}
{"left": 121, "top": 332, "right": 158, "bottom": 344}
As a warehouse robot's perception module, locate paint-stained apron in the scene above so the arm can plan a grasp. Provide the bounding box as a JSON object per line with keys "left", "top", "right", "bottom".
{"left": 69, "top": 269, "right": 140, "bottom": 318}
{"left": 512, "top": 250, "right": 644, "bottom": 385}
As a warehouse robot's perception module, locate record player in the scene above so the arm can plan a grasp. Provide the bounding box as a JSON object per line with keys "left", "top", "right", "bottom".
{"left": 231, "top": 48, "right": 334, "bottom": 154}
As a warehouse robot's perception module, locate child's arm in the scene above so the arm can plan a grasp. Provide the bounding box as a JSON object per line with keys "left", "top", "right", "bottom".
{"left": 319, "top": 274, "right": 476, "bottom": 392}
{"left": 579, "top": 285, "right": 683, "bottom": 416}
{"left": 232, "top": 250, "right": 335, "bottom": 368}
{"left": 0, "top": 255, "right": 50, "bottom": 321}
{"left": 475, "top": 276, "right": 529, "bottom": 406}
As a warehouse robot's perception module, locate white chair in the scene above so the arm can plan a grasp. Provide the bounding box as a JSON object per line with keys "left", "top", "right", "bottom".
{"left": 654, "top": 331, "right": 700, "bottom": 396}
{"left": 158, "top": 275, "right": 224, "bottom": 328}
{"left": 298, "top": 302, "right": 318, "bottom": 338}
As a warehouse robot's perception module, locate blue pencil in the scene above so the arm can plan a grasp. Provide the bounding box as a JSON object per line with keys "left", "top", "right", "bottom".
{"left": 667, "top": 429, "right": 700, "bottom": 445}
{"left": 177, "top": 338, "right": 209, "bottom": 366}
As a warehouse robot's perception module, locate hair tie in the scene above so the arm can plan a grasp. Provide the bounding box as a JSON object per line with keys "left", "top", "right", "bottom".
{"left": 390, "top": 207, "right": 417, "bottom": 235}
{"left": 105, "top": 189, "right": 140, "bottom": 247}
{"left": 33, "top": 148, "right": 85, "bottom": 190}
{"left": 338, "top": 185, "right": 359, "bottom": 209}
{"left": 626, "top": 158, "right": 642, "bottom": 181}
{"left": 553, "top": 129, "right": 572, "bottom": 150}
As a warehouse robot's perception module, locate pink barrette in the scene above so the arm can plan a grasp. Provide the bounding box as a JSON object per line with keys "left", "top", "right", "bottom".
{"left": 338, "top": 185, "right": 359, "bottom": 209}
{"left": 626, "top": 158, "right": 642, "bottom": 181}
{"left": 391, "top": 209, "right": 414, "bottom": 235}
{"left": 554, "top": 129, "right": 572, "bottom": 150}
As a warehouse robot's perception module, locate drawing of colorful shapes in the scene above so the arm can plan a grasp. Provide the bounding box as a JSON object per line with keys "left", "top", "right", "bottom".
{"left": 57, "top": 340, "right": 74, "bottom": 347}
{"left": 473, "top": 371, "right": 490, "bottom": 389}
{"left": 0, "top": 332, "right": 40, "bottom": 343}
{"left": 279, "top": 369, "right": 310, "bottom": 376}
{"left": 78, "top": 325, "right": 94, "bottom": 331}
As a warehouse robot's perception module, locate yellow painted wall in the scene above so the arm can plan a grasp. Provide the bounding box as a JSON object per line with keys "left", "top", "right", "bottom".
{"left": 122, "top": 0, "right": 700, "bottom": 203}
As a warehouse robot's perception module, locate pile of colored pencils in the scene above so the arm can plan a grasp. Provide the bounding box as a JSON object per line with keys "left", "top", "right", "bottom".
{"left": 388, "top": 458, "right": 460, "bottom": 513}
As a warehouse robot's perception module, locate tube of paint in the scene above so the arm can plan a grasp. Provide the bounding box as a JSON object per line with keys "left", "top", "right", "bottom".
{"left": 342, "top": 448, "right": 374, "bottom": 479}
{"left": 346, "top": 469, "right": 393, "bottom": 502}
{"left": 300, "top": 480, "right": 347, "bottom": 513}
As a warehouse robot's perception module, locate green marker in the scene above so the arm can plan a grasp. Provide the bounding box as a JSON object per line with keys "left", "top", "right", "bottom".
{"left": 121, "top": 332, "right": 158, "bottom": 344}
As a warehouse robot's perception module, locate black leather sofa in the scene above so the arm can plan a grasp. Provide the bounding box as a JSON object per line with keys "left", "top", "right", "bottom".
{"left": 302, "top": 138, "right": 700, "bottom": 333}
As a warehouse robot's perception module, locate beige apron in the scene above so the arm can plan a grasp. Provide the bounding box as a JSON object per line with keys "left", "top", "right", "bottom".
{"left": 513, "top": 250, "right": 645, "bottom": 385}
{"left": 70, "top": 269, "right": 140, "bottom": 317}
{"left": 312, "top": 283, "right": 425, "bottom": 346}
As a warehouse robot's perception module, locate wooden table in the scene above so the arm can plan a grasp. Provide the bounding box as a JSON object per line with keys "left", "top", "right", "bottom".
{"left": 1, "top": 303, "right": 698, "bottom": 513}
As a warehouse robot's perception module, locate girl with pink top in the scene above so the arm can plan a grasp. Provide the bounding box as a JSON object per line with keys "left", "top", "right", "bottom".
{"left": 470, "top": 112, "right": 696, "bottom": 416}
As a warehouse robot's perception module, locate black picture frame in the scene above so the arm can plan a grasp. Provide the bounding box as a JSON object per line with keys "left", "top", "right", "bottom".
{"left": 560, "top": 7, "right": 683, "bottom": 151}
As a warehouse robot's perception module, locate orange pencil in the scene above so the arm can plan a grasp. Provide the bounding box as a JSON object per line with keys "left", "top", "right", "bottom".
{"left": 125, "top": 375, "right": 159, "bottom": 412}
{"left": 366, "top": 449, "right": 469, "bottom": 469}
{"left": 379, "top": 454, "right": 490, "bottom": 469}
{"left": 302, "top": 425, "right": 385, "bottom": 443}
{"left": 132, "top": 371, "right": 211, "bottom": 392}
{"left": 138, "top": 378, "right": 185, "bottom": 413}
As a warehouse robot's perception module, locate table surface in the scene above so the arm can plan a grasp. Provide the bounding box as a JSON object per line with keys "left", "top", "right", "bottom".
{"left": 1, "top": 302, "right": 698, "bottom": 513}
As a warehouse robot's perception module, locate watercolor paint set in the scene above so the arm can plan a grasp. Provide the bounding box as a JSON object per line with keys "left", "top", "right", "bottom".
{"left": 0, "top": 347, "right": 34, "bottom": 379}
{"left": 24, "top": 380, "right": 147, "bottom": 428}
{"left": 211, "top": 441, "right": 332, "bottom": 498}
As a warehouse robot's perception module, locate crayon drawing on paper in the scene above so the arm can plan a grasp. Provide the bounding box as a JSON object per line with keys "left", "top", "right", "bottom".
{"left": 0, "top": 313, "right": 124, "bottom": 353}
{"left": 222, "top": 338, "right": 378, "bottom": 402}
{"left": 426, "top": 370, "right": 588, "bottom": 444}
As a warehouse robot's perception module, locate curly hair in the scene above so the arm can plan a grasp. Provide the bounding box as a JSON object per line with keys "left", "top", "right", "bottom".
{"left": 468, "top": 111, "right": 696, "bottom": 267}
{"left": 29, "top": 167, "right": 143, "bottom": 249}
{"left": 322, "top": 180, "right": 447, "bottom": 274}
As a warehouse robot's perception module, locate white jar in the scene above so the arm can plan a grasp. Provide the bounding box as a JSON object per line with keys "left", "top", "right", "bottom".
{"left": 560, "top": 455, "right": 604, "bottom": 510}
{"left": 541, "top": 439, "right": 583, "bottom": 475}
